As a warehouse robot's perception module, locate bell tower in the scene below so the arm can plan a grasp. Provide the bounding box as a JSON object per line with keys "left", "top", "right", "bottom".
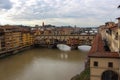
{"left": 42, "top": 22, "right": 44, "bottom": 27}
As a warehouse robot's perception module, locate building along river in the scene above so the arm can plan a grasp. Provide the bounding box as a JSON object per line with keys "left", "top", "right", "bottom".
{"left": 0, "top": 46, "right": 90, "bottom": 80}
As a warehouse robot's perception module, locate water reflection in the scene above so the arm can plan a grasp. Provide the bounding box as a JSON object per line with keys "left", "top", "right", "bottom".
{"left": 60, "top": 53, "right": 68, "bottom": 59}
{"left": 0, "top": 48, "right": 89, "bottom": 80}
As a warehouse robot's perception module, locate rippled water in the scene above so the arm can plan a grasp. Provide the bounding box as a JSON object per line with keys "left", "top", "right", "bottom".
{"left": 0, "top": 47, "right": 89, "bottom": 80}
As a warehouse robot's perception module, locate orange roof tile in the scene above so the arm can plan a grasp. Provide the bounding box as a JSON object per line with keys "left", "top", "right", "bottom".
{"left": 89, "top": 52, "right": 120, "bottom": 58}
{"left": 110, "top": 26, "right": 118, "bottom": 31}
{"left": 88, "top": 33, "right": 120, "bottom": 58}
{"left": 88, "top": 34, "right": 105, "bottom": 55}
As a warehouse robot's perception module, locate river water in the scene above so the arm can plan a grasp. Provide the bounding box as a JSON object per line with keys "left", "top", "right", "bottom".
{"left": 0, "top": 47, "right": 89, "bottom": 80}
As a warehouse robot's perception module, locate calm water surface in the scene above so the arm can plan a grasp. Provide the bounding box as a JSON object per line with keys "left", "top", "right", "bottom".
{"left": 0, "top": 48, "right": 89, "bottom": 80}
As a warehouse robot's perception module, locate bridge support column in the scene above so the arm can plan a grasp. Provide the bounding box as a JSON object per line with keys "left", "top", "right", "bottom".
{"left": 71, "top": 45, "right": 78, "bottom": 50}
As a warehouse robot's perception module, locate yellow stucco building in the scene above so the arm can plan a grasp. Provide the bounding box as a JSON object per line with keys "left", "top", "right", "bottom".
{"left": 21, "top": 28, "right": 33, "bottom": 47}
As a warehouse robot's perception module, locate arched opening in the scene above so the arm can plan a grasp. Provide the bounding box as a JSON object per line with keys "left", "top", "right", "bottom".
{"left": 78, "top": 45, "right": 91, "bottom": 51}
{"left": 101, "top": 70, "right": 118, "bottom": 80}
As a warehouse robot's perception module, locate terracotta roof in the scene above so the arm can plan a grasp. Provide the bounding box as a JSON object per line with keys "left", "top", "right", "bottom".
{"left": 105, "top": 22, "right": 115, "bottom": 24}
{"left": 88, "top": 33, "right": 120, "bottom": 58}
{"left": 88, "top": 34, "right": 105, "bottom": 55}
{"left": 110, "top": 26, "right": 118, "bottom": 31}
{"left": 89, "top": 52, "right": 120, "bottom": 58}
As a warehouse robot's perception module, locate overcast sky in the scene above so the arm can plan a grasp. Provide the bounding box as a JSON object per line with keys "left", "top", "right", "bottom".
{"left": 0, "top": 0, "right": 120, "bottom": 27}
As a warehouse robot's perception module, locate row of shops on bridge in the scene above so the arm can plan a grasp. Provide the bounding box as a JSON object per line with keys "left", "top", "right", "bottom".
{"left": 35, "top": 37, "right": 92, "bottom": 46}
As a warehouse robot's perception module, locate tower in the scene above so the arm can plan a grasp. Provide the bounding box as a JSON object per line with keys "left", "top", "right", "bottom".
{"left": 42, "top": 22, "right": 44, "bottom": 27}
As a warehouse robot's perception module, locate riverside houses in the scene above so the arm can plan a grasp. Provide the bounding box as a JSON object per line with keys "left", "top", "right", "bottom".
{"left": 89, "top": 17, "right": 120, "bottom": 80}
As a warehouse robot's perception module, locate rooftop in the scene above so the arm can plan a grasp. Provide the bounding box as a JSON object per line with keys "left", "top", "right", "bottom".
{"left": 88, "top": 33, "right": 120, "bottom": 58}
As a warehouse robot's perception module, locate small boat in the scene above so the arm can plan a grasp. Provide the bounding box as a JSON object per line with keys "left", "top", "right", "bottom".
{"left": 57, "top": 44, "right": 71, "bottom": 51}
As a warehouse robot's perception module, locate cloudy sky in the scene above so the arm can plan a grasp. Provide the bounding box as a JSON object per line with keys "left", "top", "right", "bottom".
{"left": 0, "top": 0, "right": 120, "bottom": 27}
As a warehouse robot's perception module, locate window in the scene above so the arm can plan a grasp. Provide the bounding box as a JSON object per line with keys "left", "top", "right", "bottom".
{"left": 106, "top": 29, "right": 112, "bottom": 35}
{"left": 115, "top": 32, "right": 118, "bottom": 40}
{"left": 108, "top": 62, "right": 113, "bottom": 67}
{"left": 94, "top": 61, "right": 98, "bottom": 67}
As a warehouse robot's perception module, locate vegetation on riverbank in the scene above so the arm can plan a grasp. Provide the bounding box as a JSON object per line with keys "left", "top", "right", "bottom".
{"left": 71, "top": 68, "right": 90, "bottom": 80}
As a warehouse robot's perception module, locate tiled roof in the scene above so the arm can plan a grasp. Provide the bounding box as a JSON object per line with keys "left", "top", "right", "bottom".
{"left": 89, "top": 52, "right": 120, "bottom": 58}
{"left": 110, "top": 26, "right": 118, "bottom": 31}
{"left": 88, "top": 34, "right": 105, "bottom": 55}
{"left": 88, "top": 33, "right": 120, "bottom": 58}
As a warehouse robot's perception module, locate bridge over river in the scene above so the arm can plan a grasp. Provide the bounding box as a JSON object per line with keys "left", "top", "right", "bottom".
{"left": 34, "top": 27, "right": 98, "bottom": 49}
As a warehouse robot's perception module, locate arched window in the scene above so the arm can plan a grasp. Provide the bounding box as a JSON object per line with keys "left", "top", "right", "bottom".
{"left": 101, "top": 70, "right": 118, "bottom": 80}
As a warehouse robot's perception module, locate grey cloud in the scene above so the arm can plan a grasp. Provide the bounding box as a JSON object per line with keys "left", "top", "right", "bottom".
{"left": 8, "top": 0, "right": 120, "bottom": 24}
{"left": 0, "top": 0, "right": 13, "bottom": 9}
{"left": 11, "top": 0, "right": 82, "bottom": 20}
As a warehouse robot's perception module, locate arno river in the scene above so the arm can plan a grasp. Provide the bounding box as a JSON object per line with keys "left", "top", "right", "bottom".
{"left": 0, "top": 47, "right": 90, "bottom": 80}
